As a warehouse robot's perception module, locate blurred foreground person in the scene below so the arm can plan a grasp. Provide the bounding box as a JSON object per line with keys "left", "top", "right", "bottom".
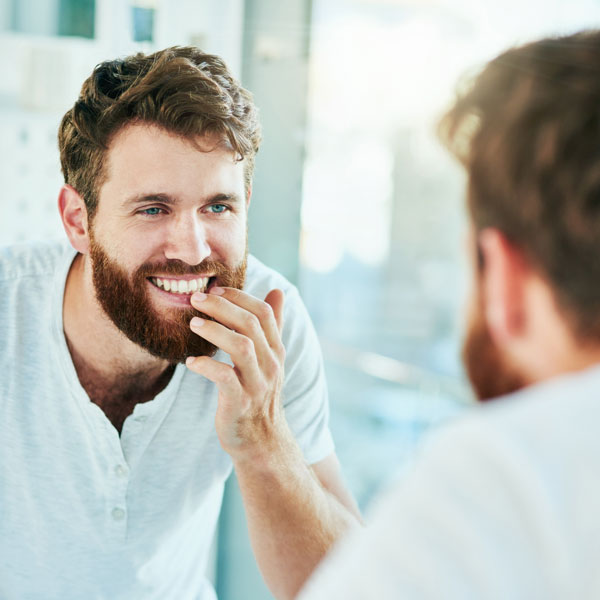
{"left": 0, "top": 47, "right": 360, "bottom": 600}
{"left": 299, "top": 30, "right": 600, "bottom": 599}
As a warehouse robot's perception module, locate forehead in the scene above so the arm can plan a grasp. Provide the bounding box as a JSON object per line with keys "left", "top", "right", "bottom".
{"left": 101, "top": 123, "right": 244, "bottom": 200}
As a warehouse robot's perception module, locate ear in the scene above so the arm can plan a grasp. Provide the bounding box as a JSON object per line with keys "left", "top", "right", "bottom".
{"left": 58, "top": 184, "right": 90, "bottom": 254}
{"left": 245, "top": 184, "right": 252, "bottom": 210}
{"left": 478, "top": 228, "right": 529, "bottom": 347}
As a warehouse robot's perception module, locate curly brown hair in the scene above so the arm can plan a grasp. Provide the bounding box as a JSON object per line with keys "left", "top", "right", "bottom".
{"left": 439, "top": 30, "right": 600, "bottom": 340}
{"left": 58, "top": 46, "right": 261, "bottom": 220}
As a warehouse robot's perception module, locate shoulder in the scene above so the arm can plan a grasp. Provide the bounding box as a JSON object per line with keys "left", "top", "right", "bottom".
{"left": 448, "top": 365, "right": 600, "bottom": 461}
{"left": 408, "top": 368, "right": 600, "bottom": 529}
{"left": 244, "top": 254, "right": 297, "bottom": 298}
{"left": 244, "top": 255, "right": 305, "bottom": 321}
{"left": 302, "top": 374, "right": 600, "bottom": 600}
{"left": 0, "top": 241, "right": 72, "bottom": 282}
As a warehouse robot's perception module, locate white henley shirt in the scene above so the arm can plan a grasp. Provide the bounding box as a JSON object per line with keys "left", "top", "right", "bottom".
{"left": 0, "top": 241, "right": 334, "bottom": 600}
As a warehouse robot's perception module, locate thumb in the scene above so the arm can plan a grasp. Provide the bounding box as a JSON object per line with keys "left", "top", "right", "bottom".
{"left": 265, "top": 288, "right": 285, "bottom": 334}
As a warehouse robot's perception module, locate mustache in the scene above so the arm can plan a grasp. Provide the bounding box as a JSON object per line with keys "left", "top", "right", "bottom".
{"left": 136, "top": 259, "right": 232, "bottom": 278}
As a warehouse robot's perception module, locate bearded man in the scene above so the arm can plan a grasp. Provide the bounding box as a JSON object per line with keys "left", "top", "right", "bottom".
{"left": 299, "top": 30, "right": 600, "bottom": 599}
{"left": 0, "top": 47, "right": 360, "bottom": 600}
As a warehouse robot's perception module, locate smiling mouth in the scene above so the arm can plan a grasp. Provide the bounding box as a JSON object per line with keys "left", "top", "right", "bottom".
{"left": 149, "top": 276, "right": 215, "bottom": 295}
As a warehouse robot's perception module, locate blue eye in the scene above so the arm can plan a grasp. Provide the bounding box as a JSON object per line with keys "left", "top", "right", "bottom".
{"left": 208, "top": 204, "right": 228, "bottom": 214}
{"left": 142, "top": 207, "right": 163, "bottom": 216}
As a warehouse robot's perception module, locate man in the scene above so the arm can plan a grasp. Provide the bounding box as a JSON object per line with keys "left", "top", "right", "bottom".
{"left": 298, "top": 30, "right": 600, "bottom": 599}
{"left": 0, "top": 47, "right": 360, "bottom": 600}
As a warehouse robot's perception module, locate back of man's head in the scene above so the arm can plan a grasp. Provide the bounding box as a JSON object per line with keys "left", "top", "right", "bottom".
{"left": 58, "top": 46, "right": 261, "bottom": 220}
{"left": 440, "top": 30, "right": 600, "bottom": 343}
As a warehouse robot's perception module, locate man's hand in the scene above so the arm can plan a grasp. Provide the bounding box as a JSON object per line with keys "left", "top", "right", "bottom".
{"left": 185, "top": 286, "right": 291, "bottom": 461}
{"left": 186, "top": 287, "right": 361, "bottom": 600}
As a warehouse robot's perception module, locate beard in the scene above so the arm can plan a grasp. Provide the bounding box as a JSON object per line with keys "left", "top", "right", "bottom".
{"left": 462, "top": 296, "right": 527, "bottom": 402}
{"left": 88, "top": 233, "right": 247, "bottom": 363}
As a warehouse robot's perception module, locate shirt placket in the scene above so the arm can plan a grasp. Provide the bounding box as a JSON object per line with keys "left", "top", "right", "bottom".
{"left": 101, "top": 418, "right": 131, "bottom": 542}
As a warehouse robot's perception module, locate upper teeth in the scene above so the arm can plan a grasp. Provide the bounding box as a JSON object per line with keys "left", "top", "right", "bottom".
{"left": 151, "top": 277, "right": 210, "bottom": 294}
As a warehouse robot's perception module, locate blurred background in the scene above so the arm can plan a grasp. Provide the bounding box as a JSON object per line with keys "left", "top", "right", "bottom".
{"left": 1, "top": 0, "right": 598, "bottom": 597}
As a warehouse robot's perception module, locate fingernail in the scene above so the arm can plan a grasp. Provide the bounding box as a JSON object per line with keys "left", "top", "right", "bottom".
{"left": 190, "top": 317, "right": 204, "bottom": 327}
{"left": 185, "top": 356, "right": 195, "bottom": 366}
{"left": 192, "top": 292, "right": 207, "bottom": 302}
{"left": 210, "top": 286, "right": 225, "bottom": 295}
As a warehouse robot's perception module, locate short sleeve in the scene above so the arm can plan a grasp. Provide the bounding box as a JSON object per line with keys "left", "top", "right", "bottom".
{"left": 279, "top": 285, "right": 334, "bottom": 465}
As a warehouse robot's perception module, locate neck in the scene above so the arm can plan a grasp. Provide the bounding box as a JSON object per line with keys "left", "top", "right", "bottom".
{"left": 63, "top": 252, "right": 172, "bottom": 395}
{"left": 526, "top": 339, "right": 600, "bottom": 385}
{"left": 514, "top": 276, "right": 600, "bottom": 386}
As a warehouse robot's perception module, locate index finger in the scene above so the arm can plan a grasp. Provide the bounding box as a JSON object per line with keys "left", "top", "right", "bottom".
{"left": 209, "top": 286, "right": 284, "bottom": 352}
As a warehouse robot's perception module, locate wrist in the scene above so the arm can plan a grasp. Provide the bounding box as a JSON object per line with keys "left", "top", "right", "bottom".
{"left": 230, "top": 423, "right": 304, "bottom": 477}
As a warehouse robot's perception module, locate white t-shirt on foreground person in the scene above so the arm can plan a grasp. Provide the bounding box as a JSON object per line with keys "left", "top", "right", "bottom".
{"left": 299, "top": 365, "right": 600, "bottom": 600}
{"left": 0, "top": 241, "right": 334, "bottom": 600}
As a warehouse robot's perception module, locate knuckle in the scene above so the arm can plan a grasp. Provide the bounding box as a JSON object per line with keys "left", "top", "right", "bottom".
{"left": 238, "top": 336, "right": 255, "bottom": 358}
{"left": 244, "top": 313, "right": 260, "bottom": 332}
{"left": 275, "top": 341, "right": 286, "bottom": 361}
{"left": 257, "top": 302, "right": 273, "bottom": 321}
{"left": 264, "top": 355, "right": 280, "bottom": 379}
{"left": 222, "top": 367, "right": 237, "bottom": 386}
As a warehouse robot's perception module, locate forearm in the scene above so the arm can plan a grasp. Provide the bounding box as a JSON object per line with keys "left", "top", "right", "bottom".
{"left": 185, "top": 287, "right": 360, "bottom": 597}
{"left": 233, "top": 433, "right": 361, "bottom": 600}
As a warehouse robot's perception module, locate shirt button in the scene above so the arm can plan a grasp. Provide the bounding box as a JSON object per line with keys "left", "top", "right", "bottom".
{"left": 112, "top": 507, "right": 126, "bottom": 521}
{"left": 114, "top": 464, "right": 127, "bottom": 478}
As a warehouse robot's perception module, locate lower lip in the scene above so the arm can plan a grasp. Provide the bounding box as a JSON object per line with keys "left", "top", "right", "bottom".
{"left": 147, "top": 280, "right": 193, "bottom": 306}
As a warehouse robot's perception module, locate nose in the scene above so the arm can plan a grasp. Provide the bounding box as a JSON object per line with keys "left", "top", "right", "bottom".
{"left": 163, "top": 212, "right": 211, "bottom": 266}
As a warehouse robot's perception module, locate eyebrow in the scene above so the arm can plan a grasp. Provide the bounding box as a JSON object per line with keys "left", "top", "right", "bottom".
{"left": 124, "top": 192, "right": 244, "bottom": 206}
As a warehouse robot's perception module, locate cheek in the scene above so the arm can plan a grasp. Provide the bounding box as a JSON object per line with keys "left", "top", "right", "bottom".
{"left": 92, "top": 215, "right": 145, "bottom": 258}
{"left": 100, "top": 233, "right": 161, "bottom": 274}
{"left": 207, "top": 220, "right": 247, "bottom": 262}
